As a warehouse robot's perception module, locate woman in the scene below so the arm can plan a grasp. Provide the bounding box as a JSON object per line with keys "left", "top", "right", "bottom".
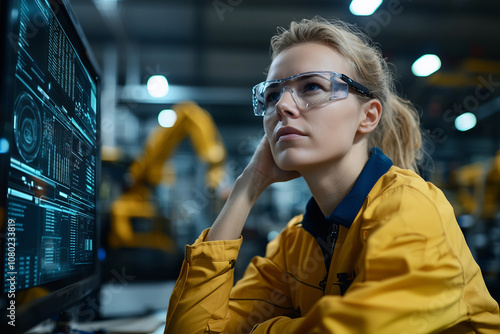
{"left": 164, "top": 17, "right": 500, "bottom": 333}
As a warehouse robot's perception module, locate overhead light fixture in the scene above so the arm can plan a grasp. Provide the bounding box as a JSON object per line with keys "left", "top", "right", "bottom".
{"left": 455, "top": 112, "right": 477, "bottom": 132}
{"left": 158, "top": 109, "right": 177, "bottom": 128}
{"left": 349, "top": 0, "right": 383, "bottom": 16}
{"left": 147, "top": 75, "right": 169, "bottom": 98}
{"left": 411, "top": 54, "right": 441, "bottom": 77}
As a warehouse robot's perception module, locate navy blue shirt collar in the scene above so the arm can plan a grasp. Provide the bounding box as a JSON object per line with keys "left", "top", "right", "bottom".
{"left": 302, "top": 147, "right": 393, "bottom": 232}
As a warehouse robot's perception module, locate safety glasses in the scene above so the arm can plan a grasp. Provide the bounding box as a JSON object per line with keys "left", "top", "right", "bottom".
{"left": 252, "top": 71, "right": 373, "bottom": 116}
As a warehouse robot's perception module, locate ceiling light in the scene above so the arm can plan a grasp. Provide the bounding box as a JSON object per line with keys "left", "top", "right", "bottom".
{"left": 411, "top": 54, "right": 441, "bottom": 77}
{"left": 349, "top": 0, "right": 383, "bottom": 16}
{"left": 455, "top": 112, "right": 477, "bottom": 132}
{"left": 147, "top": 75, "right": 169, "bottom": 98}
{"left": 158, "top": 109, "right": 177, "bottom": 128}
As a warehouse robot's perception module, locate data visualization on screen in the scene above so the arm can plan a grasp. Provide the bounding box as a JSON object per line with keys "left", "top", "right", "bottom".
{"left": 2, "top": 0, "right": 99, "bottom": 293}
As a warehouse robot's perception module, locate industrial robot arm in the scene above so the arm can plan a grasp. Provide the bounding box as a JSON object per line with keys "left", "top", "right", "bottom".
{"left": 109, "top": 101, "right": 226, "bottom": 250}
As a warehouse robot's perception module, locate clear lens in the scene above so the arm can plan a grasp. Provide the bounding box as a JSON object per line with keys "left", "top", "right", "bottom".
{"left": 252, "top": 72, "right": 349, "bottom": 116}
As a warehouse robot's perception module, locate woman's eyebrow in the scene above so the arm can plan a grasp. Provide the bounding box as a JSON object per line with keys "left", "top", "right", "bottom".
{"left": 271, "top": 73, "right": 327, "bottom": 84}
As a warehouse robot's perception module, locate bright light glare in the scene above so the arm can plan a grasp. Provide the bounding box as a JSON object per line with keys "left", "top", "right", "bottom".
{"left": 158, "top": 109, "right": 177, "bottom": 128}
{"left": 349, "top": 0, "right": 383, "bottom": 16}
{"left": 411, "top": 54, "right": 442, "bottom": 77}
{"left": 147, "top": 75, "right": 169, "bottom": 97}
{"left": 0, "top": 138, "right": 9, "bottom": 154}
{"left": 455, "top": 112, "right": 477, "bottom": 132}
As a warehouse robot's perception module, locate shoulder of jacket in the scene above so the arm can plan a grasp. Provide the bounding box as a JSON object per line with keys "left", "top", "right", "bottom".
{"left": 370, "top": 166, "right": 443, "bottom": 203}
{"left": 362, "top": 166, "right": 457, "bottom": 233}
{"left": 364, "top": 166, "right": 456, "bottom": 227}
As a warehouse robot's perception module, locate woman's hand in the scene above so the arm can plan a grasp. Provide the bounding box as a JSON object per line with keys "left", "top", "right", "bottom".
{"left": 243, "top": 135, "right": 301, "bottom": 192}
{"left": 206, "top": 135, "right": 300, "bottom": 241}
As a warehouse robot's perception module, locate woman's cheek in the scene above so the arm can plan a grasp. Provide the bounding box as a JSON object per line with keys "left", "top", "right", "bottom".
{"left": 263, "top": 118, "right": 275, "bottom": 139}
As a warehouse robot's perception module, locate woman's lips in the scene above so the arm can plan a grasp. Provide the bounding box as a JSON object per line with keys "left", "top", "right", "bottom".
{"left": 276, "top": 126, "right": 306, "bottom": 142}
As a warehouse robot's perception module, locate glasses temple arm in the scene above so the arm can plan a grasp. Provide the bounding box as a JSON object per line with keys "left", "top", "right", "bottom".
{"left": 340, "top": 74, "right": 374, "bottom": 98}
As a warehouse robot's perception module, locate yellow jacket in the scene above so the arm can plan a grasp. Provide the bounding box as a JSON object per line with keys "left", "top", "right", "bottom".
{"left": 165, "top": 148, "right": 500, "bottom": 333}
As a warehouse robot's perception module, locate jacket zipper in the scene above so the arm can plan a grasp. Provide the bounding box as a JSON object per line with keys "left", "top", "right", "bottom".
{"left": 320, "top": 223, "right": 339, "bottom": 295}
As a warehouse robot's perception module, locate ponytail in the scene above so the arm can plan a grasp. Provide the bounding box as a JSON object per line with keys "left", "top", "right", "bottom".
{"left": 370, "top": 93, "right": 423, "bottom": 172}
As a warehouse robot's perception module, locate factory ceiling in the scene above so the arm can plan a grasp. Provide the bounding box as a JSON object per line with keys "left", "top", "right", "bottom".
{"left": 68, "top": 0, "right": 500, "bottom": 165}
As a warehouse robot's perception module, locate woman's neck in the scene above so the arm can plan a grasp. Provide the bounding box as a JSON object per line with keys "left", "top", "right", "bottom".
{"left": 301, "top": 146, "right": 369, "bottom": 217}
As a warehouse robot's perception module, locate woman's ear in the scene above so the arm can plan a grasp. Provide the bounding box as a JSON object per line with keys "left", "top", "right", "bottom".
{"left": 358, "top": 99, "right": 382, "bottom": 134}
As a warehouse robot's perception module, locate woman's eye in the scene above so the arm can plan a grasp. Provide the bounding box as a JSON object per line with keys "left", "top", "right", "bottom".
{"left": 265, "top": 91, "right": 281, "bottom": 104}
{"left": 303, "top": 82, "right": 324, "bottom": 93}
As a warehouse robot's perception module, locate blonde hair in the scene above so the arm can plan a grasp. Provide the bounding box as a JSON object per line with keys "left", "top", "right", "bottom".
{"left": 270, "top": 17, "right": 423, "bottom": 172}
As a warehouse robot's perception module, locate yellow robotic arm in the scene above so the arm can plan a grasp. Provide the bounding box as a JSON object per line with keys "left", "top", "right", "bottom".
{"left": 449, "top": 150, "right": 500, "bottom": 220}
{"left": 483, "top": 150, "right": 500, "bottom": 219}
{"left": 109, "top": 101, "right": 226, "bottom": 251}
{"left": 129, "top": 100, "right": 226, "bottom": 188}
{"left": 450, "top": 162, "right": 485, "bottom": 216}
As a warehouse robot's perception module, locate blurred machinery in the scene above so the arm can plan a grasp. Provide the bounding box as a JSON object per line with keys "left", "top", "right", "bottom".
{"left": 105, "top": 101, "right": 226, "bottom": 279}
{"left": 449, "top": 150, "right": 500, "bottom": 301}
{"left": 483, "top": 151, "right": 500, "bottom": 220}
{"left": 450, "top": 150, "right": 500, "bottom": 224}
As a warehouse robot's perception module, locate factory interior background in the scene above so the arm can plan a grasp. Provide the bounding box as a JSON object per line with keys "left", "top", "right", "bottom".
{"left": 65, "top": 0, "right": 500, "bottom": 320}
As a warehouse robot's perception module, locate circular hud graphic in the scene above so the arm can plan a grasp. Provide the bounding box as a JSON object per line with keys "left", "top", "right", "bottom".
{"left": 14, "top": 92, "right": 42, "bottom": 163}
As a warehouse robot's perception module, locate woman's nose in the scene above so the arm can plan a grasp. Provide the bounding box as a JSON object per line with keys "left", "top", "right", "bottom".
{"left": 275, "top": 87, "right": 300, "bottom": 120}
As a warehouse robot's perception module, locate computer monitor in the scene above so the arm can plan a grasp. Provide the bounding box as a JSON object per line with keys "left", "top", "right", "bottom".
{"left": 0, "top": 0, "right": 101, "bottom": 332}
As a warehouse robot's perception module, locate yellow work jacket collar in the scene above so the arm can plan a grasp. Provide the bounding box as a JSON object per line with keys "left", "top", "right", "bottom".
{"left": 302, "top": 147, "right": 393, "bottom": 231}
{"left": 301, "top": 148, "right": 393, "bottom": 273}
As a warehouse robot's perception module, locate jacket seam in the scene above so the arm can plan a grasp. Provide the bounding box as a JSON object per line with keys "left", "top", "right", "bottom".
{"left": 285, "top": 271, "right": 323, "bottom": 291}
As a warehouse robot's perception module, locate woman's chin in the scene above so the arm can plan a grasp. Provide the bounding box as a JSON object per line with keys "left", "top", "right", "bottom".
{"left": 275, "top": 158, "right": 305, "bottom": 172}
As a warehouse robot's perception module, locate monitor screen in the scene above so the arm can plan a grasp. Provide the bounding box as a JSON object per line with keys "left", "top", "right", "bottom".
{"left": 0, "top": 0, "right": 101, "bottom": 332}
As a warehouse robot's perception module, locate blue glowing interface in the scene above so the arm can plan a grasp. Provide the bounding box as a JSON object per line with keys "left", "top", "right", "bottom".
{"left": 3, "top": 0, "right": 98, "bottom": 292}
